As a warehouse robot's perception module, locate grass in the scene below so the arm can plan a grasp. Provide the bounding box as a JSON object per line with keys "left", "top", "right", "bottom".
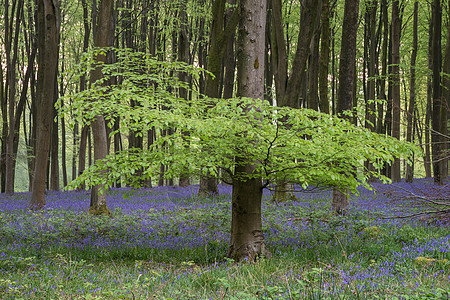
{"left": 0, "top": 180, "right": 449, "bottom": 299}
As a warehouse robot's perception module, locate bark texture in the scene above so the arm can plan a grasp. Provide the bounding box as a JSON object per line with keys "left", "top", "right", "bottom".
{"left": 332, "top": 0, "right": 359, "bottom": 214}
{"left": 391, "top": 0, "right": 401, "bottom": 182}
{"left": 405, "top": 1, "right": 418, "bottom": 183}
{"left": 30, "top": 0, "right": 59, "bottom": 209}
{"left": 89, "top": 0, "right": 114, "bottom": 214}
{"left": 198, "top": 0, "right": 238, "bottom": 196}
{"left": 227, "top": 0, "right": 271, "bottom": 261}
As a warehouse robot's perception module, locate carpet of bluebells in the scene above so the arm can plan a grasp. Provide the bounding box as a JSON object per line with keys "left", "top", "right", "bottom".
{"left": 0, "top": 179, "right": 449, "bottom": 299}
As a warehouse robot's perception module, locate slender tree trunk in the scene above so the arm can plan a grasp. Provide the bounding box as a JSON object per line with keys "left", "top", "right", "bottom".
{"left": 440, "top": 0, "right": 450, "bottom": 180}
{"left": 198, "top": 0, "right": 238, "bottom": 196}
{"left": 431, "top": 0, "right": 442, "bottom": 184}
{"left": 89, "top": 0, "right": 114, "bottom": 214}
{"left": 178, "top": 0, "right": 191, "bottom": 188}
{"left": 425, "top": 10, "right": 433, "bottom": 178}
{"left": 319, "top": 0, "right": 330, "bottom": 114}
{"left": 271, "top": 0, "right": 320, "bottom": 202}
{"left": 377, "top": 0, "right": 388, "bottom": 134}
{"left": 50, "top": 73, "right": 59, "bottom": 191}
{"left": 5, "top": 0, "right": 24, "bottom": 195}
{"left": 307, "top": 24, "right": 320, "bottom": 111}
{"left": 391, "top": 0, "right": 401, "bottom": 182}
{"left": 60, "top": 85, "right": 68, "bottom": 187}
{"left": 364, "top": 0, "right": 378, "bottom": 180}
{"left": 332, "top": 0, "right": 359, "bottom": 214}
{"left": 223, "top": 0, "right": 236, "bottom": 100}
{"left": 30, "top": 0, "right": 59, "bottom": 210}
{"left": 227, "top": 0, "right": 271, "bottom": 261}
{"left": 406, "top": 1, "right": 418, "bottom": 183}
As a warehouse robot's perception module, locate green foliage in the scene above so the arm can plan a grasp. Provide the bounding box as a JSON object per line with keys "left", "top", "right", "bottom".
{"left": 62, "top": 48, "right": 419, "bottom": 193}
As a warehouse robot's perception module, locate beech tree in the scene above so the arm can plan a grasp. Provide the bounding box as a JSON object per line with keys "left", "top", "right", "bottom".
{"left": 64, "top": 46, "right": 418, "bottom": 262}
{"left": 88, "top": 0, "right": 114, "bottom": 215}
{"left": 30, "top": 0, "right": 59, "bottom": 209}
{"left": 332, "top": 0, "right": 359, "bottom": 214}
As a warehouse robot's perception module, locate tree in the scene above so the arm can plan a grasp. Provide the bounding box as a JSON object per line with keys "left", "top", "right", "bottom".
{"left": 65, "top": 47, "right": 418, "bottom": 263}
{"left": 319, "top": 0, "right": 331, "bottom": 114}
{"left": 405, "top": 1, "right": 418, "bottom": 183}
{"left": 88, "top": 0, "right": 114, "bottom": 214}
{"left": 431, "top": 0, "right": 442, "bottom": 184}
{"left": 332, "top": 0, "right": 359, "bottom": 214}
{"left": 226, "top": 0, "right": 269, "bottom": 261}
{"left": 441, "top": 0, "right": 450, "bottom": 181}
{"left": 270, "top": 0, "right": 320, "bottom": 201}
{"left": 30, "top": 0, "right": 60, "bottom": 209}
{"left": 391, "top": 0, "right": 401, "bottom": 183}
{"left": 198, "top": 0, "right": 238, "bottom": 196}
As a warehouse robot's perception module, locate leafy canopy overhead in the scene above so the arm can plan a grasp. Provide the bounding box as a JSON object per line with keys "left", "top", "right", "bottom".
{"left": 61, "top": 48, "right": 419, "bottom": 193}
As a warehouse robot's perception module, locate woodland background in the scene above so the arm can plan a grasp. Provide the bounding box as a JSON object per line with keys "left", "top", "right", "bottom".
{"left": 0, "top": 0, "right": 449, "bottom": 193}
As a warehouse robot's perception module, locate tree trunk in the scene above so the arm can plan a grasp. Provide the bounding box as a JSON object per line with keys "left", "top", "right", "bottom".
{"left": 223, "top": 0, "right": 237, "bottom": 101}
{"left": 319, "top": 0, "right": 330, "bottom": 114}
{"left": 271, "top": 0, "right": 320, "bottom": 202}
{"left": 50, "top": 74, "right": 59, "bottom": 191}
{"left": 307, "top": 24, "right": 320, "bottom": 111}
{"left": 89, "top": 0, "right": 114, "bottom": 214}
{"left": 391, "top": 0, "right": 401, "bottom": 182}
{"left": 406, "top": 1, "right": 418, "bottom": 183}
{"left": 332, "top": 0, "right": 359, "bottom": 214}
{"left": 425, "top": 11, "right": 433, "bottom": 178}
{"left": 440, "top": 0, "right": 450, "bottom": 180}
{"left": 376, "top": 0, "right": 388, "bottom": 134}
{"left": 78, "top": 125, "right": 88, "bottom": 190}
{"left": 30, "top": 0, "right": 59, "bottom": 210}
{"left": 198, "top": 0, "right": 238, "bottom": 196}
{"left": 177, "top": 0, "right": 191, "bottom": 188}
{"left": 431, "top": 0, "right": 442, "bottom": 184}
{"left": 227, "top": 0, "right": 271, "bottom": 261}
{"left": 5, "top": 0, "right": 24, "bottom": 195}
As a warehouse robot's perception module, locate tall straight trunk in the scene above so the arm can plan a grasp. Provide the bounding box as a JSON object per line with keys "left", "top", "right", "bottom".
{"left": 440, "top": 0, "right": 450, "bottom": 180}
{"left": 30, "top": 0, "right": 59, "bottom": 210}
{"left": 271, "top": 0, "right": 320, "bottom": 201}
{"left": 425, "top": 10, "right": 433, "bottom": 178}
{"left": 391, "top": 0, "right": 401, "bottom": 182}
{"left": 198, "top": 0, "right": 238, "bottom": 196}
{"left": 277, "top": 0, "right": 320, "bottom": 108}
{"left": 77, "top": 0, "right": 91, "bottom": 188}
{"left": 223, "top": 0, "right": 236, "bottom": 100}
{"left": 5, "top": 0, "right": 24, "bottom": 195}
{"left": 366, "top": 0, "right": 377, "bottom": 132}
{"left": 27, "top": 66, "right": 37, "bottom": 191}
{"left": 431, "top": 0, "right": 442, "bottom": 184}
{"left": 406, "top": 1, "right": 418, "bottom": 183}
{"left": 376, "top": 0, "right": 388, "bottom": 134}
{"left": 265, "top": 0, "right": 273, "bottom": 104}
{"left": 78, "top": 125, "right": 88, "bottom": 190}
{"left": 332, "top": 0, "right": 359, "bottom": 214}
{"left": 1, "top": 65, "right": 6, "bottom": 193}
{"left": 227, "top": 0, "right": 270, "bottom": 261}
{"left": 60, "top": 67, "right": 68, "bottom": 187}
{"left": 89, "top": 0, "right": 114, "bottom": 214}
{"left": 319, "top": 0, "right": 330, "bottom": 114}
{"left": 178, "top": 0, "right": 191, "bottom": 188}
{"left": 307, "top": 26, "right": 321, "bottom": 111}
{"left": 72, "top": 121, "right": 78, "bottom": 182}
{"left": 50, "top": 73, "right": 59, "bottom": 191}
{"left": 364, "top": 0, "right": 378, "bottom": 179}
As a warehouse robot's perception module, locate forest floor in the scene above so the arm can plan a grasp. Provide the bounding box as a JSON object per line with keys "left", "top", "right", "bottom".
{"left": 0, "top": 179, "right": 449, "bottom": 299}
